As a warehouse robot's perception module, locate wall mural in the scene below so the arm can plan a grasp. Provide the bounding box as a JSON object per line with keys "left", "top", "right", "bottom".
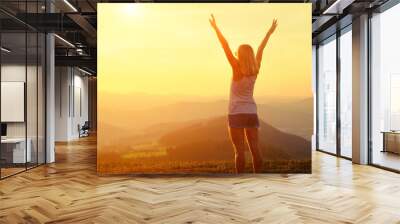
{"left": 98, "top": 3, "right": 312, "bottom": 174}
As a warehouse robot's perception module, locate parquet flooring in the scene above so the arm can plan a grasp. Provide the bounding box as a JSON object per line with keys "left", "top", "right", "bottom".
{"left": 0, "top": 135, "right": 399, "bottom": 223}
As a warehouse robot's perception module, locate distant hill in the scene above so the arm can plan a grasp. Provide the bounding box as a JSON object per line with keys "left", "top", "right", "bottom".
{"left": 159, "top": 116, "right": 311, "bottom": 161}
{"left": 99, "top": 92, "right": 222, "bottom": 111}
{"left": 99, "top": 97, "right": 313, "bottom": 143}
{"left": 258, "top": 97, "right": 313, "bottom": 139}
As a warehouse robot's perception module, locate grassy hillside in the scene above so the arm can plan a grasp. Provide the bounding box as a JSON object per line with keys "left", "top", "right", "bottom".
{"left": 98, "top": 115, "right": 311, "bottom": 174}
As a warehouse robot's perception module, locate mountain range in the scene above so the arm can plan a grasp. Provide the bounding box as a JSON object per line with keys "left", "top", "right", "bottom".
{"left": 99, "top": 97, "right": 313, "bottom": 147}
{"left": 159, "top": 115, "right": 311, "bottom": 161}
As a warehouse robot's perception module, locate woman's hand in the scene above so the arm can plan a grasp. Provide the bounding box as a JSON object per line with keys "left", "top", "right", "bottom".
{"left": 209, "top": 14, "right": 217, "bottom": 30}
{"left": 256, "top": 19, "right": 278, "bottom": 67}
{"left": 267, "top": 19, "right": 278, "bottom": 35}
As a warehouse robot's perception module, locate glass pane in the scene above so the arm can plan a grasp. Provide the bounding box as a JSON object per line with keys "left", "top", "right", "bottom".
{"left": 318, "top": 37, "right": 337, "bottom": 154}
{"left": 27, "top": 31, "right": 38, "bottom": 169}
{"left": 26, "top": 0, "right": 39, "bottom": 168}
{"left": 371, "top": 5, "right": 400, "bottom": 171}
{"left": 1, "top": 31, "right": 27, "bottom": 177}
{"left": 38, "top": 33, "right": 45, "bottom": 165}
{"left": 340, "top": 29, "right": 352, "bottom": 158}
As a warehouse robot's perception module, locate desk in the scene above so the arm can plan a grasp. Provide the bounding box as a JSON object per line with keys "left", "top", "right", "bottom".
{"left": 381, "top": 131, "right": 400, "bottom": 154}
{"left": 1, "top": 138, "right": 31, "bottom": 163}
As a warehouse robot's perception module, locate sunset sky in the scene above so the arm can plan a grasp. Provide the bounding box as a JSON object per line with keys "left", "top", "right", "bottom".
{"left": 98, "top": 3, "right": 311, "bottom": 99}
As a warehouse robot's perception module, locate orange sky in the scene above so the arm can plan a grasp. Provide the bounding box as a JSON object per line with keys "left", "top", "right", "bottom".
{"left": 98, "top": 3, "right": 311, "bottom": 98}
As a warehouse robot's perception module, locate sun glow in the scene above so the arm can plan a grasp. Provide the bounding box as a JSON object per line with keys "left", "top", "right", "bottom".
{"left": 98, "top": 3, "right": 312, "bottom": 98}
{"left": 122, "top": 4, "right": 143, "bottom": 17}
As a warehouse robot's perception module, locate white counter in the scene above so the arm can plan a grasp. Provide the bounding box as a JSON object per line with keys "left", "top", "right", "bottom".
{"left": 1, "top": 138, "right": 32, "bottom": 163}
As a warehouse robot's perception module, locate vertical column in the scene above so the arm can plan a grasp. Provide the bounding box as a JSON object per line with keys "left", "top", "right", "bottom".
{"left": 46, "top": 0, "right": 55, "bottom": 163}
{"left": 312, "top": 45, "right": 317, "bottom": 151}
{"left": 352, "top": 14, "right": 369, "bottom": 164}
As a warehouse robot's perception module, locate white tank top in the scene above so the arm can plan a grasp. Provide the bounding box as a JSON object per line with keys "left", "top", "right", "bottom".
{"left": 229, "top": 75, "right": 257, "bottom": 115}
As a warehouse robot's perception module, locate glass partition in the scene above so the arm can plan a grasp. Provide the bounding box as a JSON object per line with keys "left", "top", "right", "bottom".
{"left": 0, "top": 2, "right": 46, "bottom": 179}
{"left": 371, "top": 4, "right": 400, "bottom": 171}
{"left": 38, "top": 32, "right": 46, "bottom": 165}
{"left": 1, "top": 31, "right": 28, "bottom": 177}
{"left": 27, "top": 31, "right": 38, "bottom": 169}
{"left": 317, "top": 35, "right": 337, "bottom": 154}
{"left": 339, "top": 27, "right": 352, "bottom": 158}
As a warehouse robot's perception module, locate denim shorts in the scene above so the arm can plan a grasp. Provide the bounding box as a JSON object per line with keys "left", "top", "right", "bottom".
{"left": 228, "top": 113, "right": 260, "bottom": 128}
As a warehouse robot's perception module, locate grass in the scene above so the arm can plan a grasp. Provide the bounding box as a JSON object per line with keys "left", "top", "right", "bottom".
{"left": 98, "top": 158, "right": 311, "bottom": 174}
{"left": 98, "top": 142, "right": 311, "bottom": 174}
{"left": 121, "top": 143, "right": 168, "bottom": 159}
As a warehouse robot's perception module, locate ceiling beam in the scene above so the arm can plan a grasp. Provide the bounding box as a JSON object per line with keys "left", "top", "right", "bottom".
{"left": 67, "top": 13, "right": 97, "bottom": 39}
{"left": 55, "top": 55, "right": 96, "bottom": 70}
{"left": 322, "top": 0, "right": 356, "bottom": 14}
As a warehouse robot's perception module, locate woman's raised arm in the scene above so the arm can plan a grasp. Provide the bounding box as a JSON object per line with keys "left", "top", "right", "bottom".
{"left": 256, "top": 19, "right": 278, "bottom": 68}
{"left": 209, "top": 14, "right": 238, "bottom": 69}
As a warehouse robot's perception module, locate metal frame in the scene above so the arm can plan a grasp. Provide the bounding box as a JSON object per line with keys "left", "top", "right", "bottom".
{"left": 25, "top": 2, "right": 28, "bottom": 171}
{"left": 367, "top": 10, "right": 373, "bottom": 166}
{"left": 315, "top": 44, "right": 320, "bottom": 151}
{"left": 0, "top": 18, "right": 2, "bottom": 179}
{"left": 36, "top": 1, "right": 39, "bottom": 167}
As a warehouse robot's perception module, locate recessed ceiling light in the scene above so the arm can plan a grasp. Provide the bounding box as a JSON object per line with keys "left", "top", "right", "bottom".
{"left": 1, "top": 47, "right": 11, "bottom": 53}
{"left": 78, "top": 67, "right": 93, "bottom": 76}
{"left": 323, "top": 0, "right": 354, "bottom": 15}
{"left": 63, "top": 0, "right": 78, "bottom": 12}
{"left": 54, "top": 34, "right": 75, "bottom": 48}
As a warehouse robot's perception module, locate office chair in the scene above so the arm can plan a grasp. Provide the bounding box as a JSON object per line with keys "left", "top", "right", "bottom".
{"left": 79, "top": 121, "right": 90, "bottom": 138}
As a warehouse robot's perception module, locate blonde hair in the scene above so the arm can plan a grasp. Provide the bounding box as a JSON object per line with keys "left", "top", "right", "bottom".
{"left": 237, "top": 44, "right": 259, "bottom": 76}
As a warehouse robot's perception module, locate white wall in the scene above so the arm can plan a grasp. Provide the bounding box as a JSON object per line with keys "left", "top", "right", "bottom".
{"left": 1, "top": 65, "right": 37, "bottom": 138}
{"left": 73, "top": 72, "right": 89, "bottom": 137}
{"left": 55, "top": 67, "right": 89, "bottom": 141}
{"left": 55, "top": 67, "right": 70, "bottom": 141}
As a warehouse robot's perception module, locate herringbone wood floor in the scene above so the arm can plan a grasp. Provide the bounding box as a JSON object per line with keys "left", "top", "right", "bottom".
{"left": 1, "top": 135, "right": 400, "bottom": 224}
